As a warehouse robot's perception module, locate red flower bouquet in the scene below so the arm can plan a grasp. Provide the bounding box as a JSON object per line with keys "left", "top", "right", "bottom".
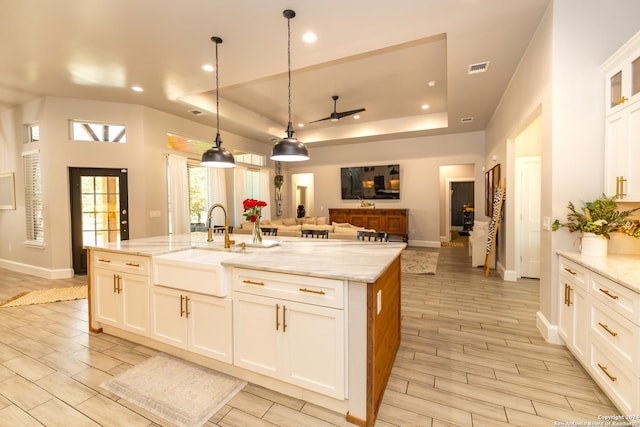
{"left": 242, "top": 198, "right": 267, "bottom": 223}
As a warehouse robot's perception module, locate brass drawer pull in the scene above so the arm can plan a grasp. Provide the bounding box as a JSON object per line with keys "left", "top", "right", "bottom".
{"left": 597, "top": 364, "right": 617, "bottom": 382}
{"left": 98, "top": 258, "right": 111, "bottom": 263}
{"left": 282, "top": 305, "right": 287, "bottom": 333}
{"left": 243, "top": 280, "right": 264, "bottom": 286}
{"left": 184, "top": 296, "right": 190, "bottom": 318}
{"left": 563, "top": 267, "right": 577, "bottom": 275}
{"left": 598, "top": 322, "right": 618, "bottom": 337}
{"left": 599, "top": 288, "right": 619, "bottom": 300}
{"left": 299, "top": 287, "right": 326, "bottom": 295}
{"left": 180, "top": 295, "right": 185, "bottom": 317}
{"left": 275, "top": 304, "right": 280, "bottom": 331}
{"left": 126, "top": 262, "right": 140, "bottom": 267}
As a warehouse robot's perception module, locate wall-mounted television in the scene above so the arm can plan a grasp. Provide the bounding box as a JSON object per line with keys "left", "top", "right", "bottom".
{"left": 340, "top": 164, "right": 400, "bottom": 200}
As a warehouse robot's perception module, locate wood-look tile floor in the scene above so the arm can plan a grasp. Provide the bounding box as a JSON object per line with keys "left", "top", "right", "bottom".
{"left": 0, "top": 243, "right": 621, "bottom": 426}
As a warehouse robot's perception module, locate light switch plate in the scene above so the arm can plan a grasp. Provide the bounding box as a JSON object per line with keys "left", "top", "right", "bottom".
{"left": 542, "top": 216, "right": 551, "bottom": 231}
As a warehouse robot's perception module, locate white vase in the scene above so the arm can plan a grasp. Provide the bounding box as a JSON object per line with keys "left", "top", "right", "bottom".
{"left": 581, "top": 232, "right": 608, "bottom": 257}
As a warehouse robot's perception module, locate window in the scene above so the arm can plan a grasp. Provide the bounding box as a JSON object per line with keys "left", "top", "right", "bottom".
{"left": 187, "top": 161, "right": 210, "bottom": 228}
{"left": 235, "top": 152, "right": 266, "bottom": 167}
{"left": 24, "top": 124, "right": 40, "bottom": 143}
{"left": 245, "top": 169, "right": 261, "bottom": 199}
{"left": 70, "top": 120, "right": 126, "bottom": 142}
{"left": 23, "top": 150, "right": 44, "bottom": 244}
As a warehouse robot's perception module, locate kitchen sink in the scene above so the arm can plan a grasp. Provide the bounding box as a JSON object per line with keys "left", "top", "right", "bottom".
{"left": 153, "top": 249, "right": 243, "bottom": 297}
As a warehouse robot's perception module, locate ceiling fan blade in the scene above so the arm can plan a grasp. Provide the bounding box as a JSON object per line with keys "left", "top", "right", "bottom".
{"left": 309, "top": 116, "right": 333, "bottom": 123}
{"left": 336, "top": 108, "right": 366, "bottom": 119}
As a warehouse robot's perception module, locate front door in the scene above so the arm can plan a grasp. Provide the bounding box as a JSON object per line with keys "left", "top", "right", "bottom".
{"left": 69, "top": 168, "right": 129, "bottom": 274}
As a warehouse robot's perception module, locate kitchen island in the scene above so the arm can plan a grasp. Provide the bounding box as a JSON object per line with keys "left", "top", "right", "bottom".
{"left": 86, "top": 233, "right": 406, "bottom": 426}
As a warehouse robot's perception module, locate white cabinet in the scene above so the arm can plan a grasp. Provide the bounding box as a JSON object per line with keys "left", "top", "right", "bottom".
{"left": 557, "top": 258, "right": 588, "bottom": 363}
{"left": 232, "top": 268, "right": 345, "bottom": 399}
{"left": 93, "top": 251, "right": 149, "bottom": 335}
{"left": 150, "top": 286, "right": 232, "bottom": 363}
{"left": 558, "top": 254, "right": 640, "bottom": 415}
{"left": 602, "top": 30, "right": 640, "bottom": 201}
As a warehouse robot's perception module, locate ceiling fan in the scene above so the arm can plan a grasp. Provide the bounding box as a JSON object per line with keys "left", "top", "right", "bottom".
{"left": 310, "top": 95, "right": 365, "bottom": 123}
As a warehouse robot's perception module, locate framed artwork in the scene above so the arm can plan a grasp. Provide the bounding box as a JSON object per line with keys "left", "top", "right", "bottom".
{"left": 0, "top": 172, "right": 16, "bottom": 210}
{"left": 484, "top": 164, "right": 500, "bottom": 217}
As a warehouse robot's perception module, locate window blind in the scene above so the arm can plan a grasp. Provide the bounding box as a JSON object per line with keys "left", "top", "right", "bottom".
{"left": 23, "top": 151, "right": 44, "bottom": 243}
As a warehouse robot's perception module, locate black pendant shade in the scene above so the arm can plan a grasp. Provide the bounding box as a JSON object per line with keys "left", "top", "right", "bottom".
{"left": 270, "top": 9, "right": 310, "bottom": 162}
{"left": 201, "top": 36, "right": 235, "bottom": 168}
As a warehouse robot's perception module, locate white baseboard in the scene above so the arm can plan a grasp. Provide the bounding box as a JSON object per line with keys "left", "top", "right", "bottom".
{"left": 536, "top": 310, "right": 563, "bottom": 345}
{"left": 407, "top": 240, "right": 441, "bottom": 248}
{"left": 0, "top": 259, "right": 74, "bottom": 279}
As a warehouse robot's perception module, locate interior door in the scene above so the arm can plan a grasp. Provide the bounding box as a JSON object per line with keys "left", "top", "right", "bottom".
{"left": 518, "top": 157, "right": 541, "bottom": 278}
{"left": 450, "top": 181, "right": 474, "bottom": 229}
{"left": 69, "top": 168, "right": 129, "bottom": 275}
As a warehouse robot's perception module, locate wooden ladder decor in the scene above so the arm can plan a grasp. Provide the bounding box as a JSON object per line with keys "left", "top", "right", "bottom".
{"left": 484, "top": 180, "right": 506, "bottom": 277}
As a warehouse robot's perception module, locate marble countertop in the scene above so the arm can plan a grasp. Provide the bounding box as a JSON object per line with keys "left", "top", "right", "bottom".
{"left": 88, "top": 233, "right": 407, "bottom": 283}
{"left": 557, "top": 250, "right": 640, "bottom": 293}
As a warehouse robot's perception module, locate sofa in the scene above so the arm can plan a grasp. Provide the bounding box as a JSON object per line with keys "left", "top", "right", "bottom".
{"left": 233, "top": 216, "right": 376, "bottom": 240}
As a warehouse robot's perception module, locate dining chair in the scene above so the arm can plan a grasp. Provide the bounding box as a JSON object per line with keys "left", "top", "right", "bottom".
{"left": 356, "top": 230, "right": 389, "bottom": 242}
{"left": 301, "top": 229, "right": 329, "bottom": 239}
{"left": 261, "top": 227, "right": 278, "bottom": 236}
{"left": 212, "top": 225, "right": 234, "bottom": 234}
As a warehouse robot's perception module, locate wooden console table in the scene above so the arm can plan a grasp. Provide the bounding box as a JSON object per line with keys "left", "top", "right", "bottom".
{"left": 329, "top": 208, "right": 408, "bottom": 242}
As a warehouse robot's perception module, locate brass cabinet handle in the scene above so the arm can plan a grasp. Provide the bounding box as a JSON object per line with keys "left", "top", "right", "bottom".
{"left": 180, "top": 295, "right": 185, "bottom": 317}
{"left": 598, "top": 322, "right": 618, "bottom": 337}
{"left": 599, "top": 288, "right": 619, "bottom": 300}
{"left": 125, "top": 262, "right": 140, "bottom": 267}
{"left": 185, "top": 296, "right": 190, "bottom": 318}
{"left": 565, "top": 283, "right": 572, "bottom": 306}
{"left": 113, "top": 274, "right": 117, "bottom": 293}
{"left": 117, "top": 275, "right": 122, "bottom": 294}
{"left": 563, "top": 267, "right": 577, "bottom": 275}
{"left": 275, "top": 304, "right": 280, "bottom": 331}
{"left": 282, "top": 305, "right": 287, "bottom": 333}
{"left": 299, "top": 287, "right": 326, "bottom": 295}
{"left": 597, "top": 363, "right": 617, "bottom": 382}
{"left": 98, "top": 258, "right": 111, "bottom": 263}
{"left": 243, "top": 280, "right": 264, "bottom": 286}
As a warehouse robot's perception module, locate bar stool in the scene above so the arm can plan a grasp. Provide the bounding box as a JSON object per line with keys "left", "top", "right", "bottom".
{"left": 301, "top": 229, "right": 329, "bottom": 239}
{"left": 356, "top": 230, "right": 389, "bottom": 242}
{"left": 261, "top": 227, "right": 278, "bottom": 236}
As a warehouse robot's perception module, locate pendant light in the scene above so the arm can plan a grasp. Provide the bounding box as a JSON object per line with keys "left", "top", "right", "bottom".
{"left": 270, "top": 9, "right": 310, "bottom": 162}
{"left": 201, "top": 36, "right": 236, "bottom": 168}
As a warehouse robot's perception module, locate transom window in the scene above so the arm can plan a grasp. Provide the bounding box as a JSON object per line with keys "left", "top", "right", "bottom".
{"left": 71, "top": 120, "right": 126, "bottom": 143}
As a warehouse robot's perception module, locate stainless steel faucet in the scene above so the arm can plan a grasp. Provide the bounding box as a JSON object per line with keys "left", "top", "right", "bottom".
{"left": 207, "top": 203, "right": 235, "bottom": 248}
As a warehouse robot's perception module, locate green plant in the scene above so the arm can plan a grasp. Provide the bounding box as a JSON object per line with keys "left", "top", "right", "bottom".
{"left": 552, "top": 194, "right": 640, "bottom": 239}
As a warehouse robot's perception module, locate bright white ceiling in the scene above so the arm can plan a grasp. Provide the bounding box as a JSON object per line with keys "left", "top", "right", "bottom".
{"left": 0, "top": 0, "right": 550, "bottom": 147}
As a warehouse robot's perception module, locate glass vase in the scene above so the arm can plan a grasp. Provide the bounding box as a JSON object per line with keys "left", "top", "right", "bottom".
{"left": 252, "top": 218, "right": 263, "bottom": 245}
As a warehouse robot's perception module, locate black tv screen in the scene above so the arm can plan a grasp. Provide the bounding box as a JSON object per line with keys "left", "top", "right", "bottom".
{"left": 341, "top": 164, "right": 400, "bottom": 200}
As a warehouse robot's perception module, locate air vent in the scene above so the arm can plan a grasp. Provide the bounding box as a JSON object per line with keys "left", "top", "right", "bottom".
{"left": 467, "top": 61, "right": 490, "bottom": 75}
{"left": 188, "top": 109, "right": 204, "bottom": 116}
{"left": 461, "top": 117, "right": 474, "bottom": 123}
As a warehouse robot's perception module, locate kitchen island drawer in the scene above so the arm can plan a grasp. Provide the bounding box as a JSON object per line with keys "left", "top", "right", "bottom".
{"left": 589, "top": 342, "right": 639, "bottom": 415}
{"left": 93, "top": 250, "right": 150, "bottom": 276}
{"left": 558, "top": 257, "right": 588, "bottom": 290}
{"left": 232, "top": 268, "right": 344, "bottom": 309}
{"left": 590, "top": 272, "right": 640, "bottom": 325}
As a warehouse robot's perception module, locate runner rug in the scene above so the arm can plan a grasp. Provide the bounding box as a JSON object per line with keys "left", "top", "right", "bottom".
{"left": 401, "top": 250, "right": 438, "bottom": 274}
{"left": 101, "top": 353, "right": 246, "bottom": 427}
{"left": 0, "top": 285, "right": 87, "bottom": 307}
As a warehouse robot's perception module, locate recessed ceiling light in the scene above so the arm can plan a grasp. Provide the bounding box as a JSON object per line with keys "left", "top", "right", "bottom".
{"left": 302, "top": 32, "right": 317, "bottom": 43}
{"left": 353, "top": 115, "right": 361, "bottom": 120}
{"left": 298, "top": 123, "right": 304, "bottom": 128}
{"left": 131, "top": 86, "right": 143, "bottom": 92}
{"left": 427, "top": 80, "right": 436, "bottom": 87}
{"left": 202, "top": 64, "right": 214, "bottom": 72}
{"left": 421, "top": 104, "right": 430, "bottom": 110}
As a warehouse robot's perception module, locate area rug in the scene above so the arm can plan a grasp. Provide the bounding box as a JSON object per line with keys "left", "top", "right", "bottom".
{"left": 0, "top": 285, "right": 87, "bottom": 307}
{"left": 101, "top": 353, "right": 246, "bottom": 427}
{"left": 401, "top": 250, "right": 438, "bottom": 274}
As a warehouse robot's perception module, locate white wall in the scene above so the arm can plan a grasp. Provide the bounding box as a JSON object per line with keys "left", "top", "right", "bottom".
{"left": 0, "top": 97, "right": 270, "bottom": 277}
{"left": 286, "top": 131, "right": 485, "bottom": 246}
{"left": 485, "top": 0, "right": 640, "bottom": 340}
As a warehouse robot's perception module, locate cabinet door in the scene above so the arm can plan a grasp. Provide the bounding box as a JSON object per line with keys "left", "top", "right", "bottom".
{"left": 386, "top": 214, "right": 406, "bottom": 234}
{"left": 233, "top": 293, "right": 279, "bottom": 377}
{"left": 625, "top": 100, "right": 640, "bottom": 201}
{"left": 348, "top": 213, "right": 366, "bottom": 227}
{"left": 150, "top": 287, "right": 187, "bottom": 348}
{"left": 94, "top": 268, "right": 121, "bottom": 327}
{"left": 120, "top": 272, "right": 149, "bottom": 335}
{"left": 571, "top": 285, "right": 588, "bottom": 364}
{"left": 188, "top": 294, "right": 232, "bottom": 363}
{"left": 282, "top": 300, "right": 345, "bottom": 399}
{"left": 365, "top": 214, "right": 383, "bottom": 231}
{"left": 558, "top": 281, "right": 572, "bottom": 345}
